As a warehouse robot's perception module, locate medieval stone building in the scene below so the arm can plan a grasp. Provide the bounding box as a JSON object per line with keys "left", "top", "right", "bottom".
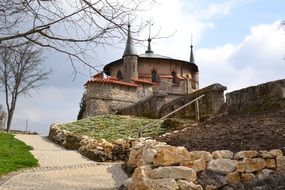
{"left": 83, "top": 25, "right": 199, "bottom": 117}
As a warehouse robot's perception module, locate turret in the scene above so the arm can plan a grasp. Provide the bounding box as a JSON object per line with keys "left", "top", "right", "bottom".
{"left": 123, "top": 24, "right": 138, "bottom": 81}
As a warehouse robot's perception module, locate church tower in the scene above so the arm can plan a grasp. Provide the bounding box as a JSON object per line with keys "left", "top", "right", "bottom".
{"left": 123, "top": 24, "right": 138, "bottom": 82}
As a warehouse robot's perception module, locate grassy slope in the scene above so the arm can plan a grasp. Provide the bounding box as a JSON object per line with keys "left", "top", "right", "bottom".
{"left": 0, "top": 132, "right": 38, "bottom": 175}
{"left": 60, "top": 115, "right": 169, "bottom": 141}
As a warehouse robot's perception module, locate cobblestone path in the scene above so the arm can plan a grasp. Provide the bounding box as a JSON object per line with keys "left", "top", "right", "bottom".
{"left": 0, "top": 135, "right": 127, "bottom": 190}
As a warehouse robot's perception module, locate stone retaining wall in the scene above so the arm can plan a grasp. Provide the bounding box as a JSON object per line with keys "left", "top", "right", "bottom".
{"left": 226, "top": 79, "right": 285, "bottom": 114}
{"left": 158, "top": 83, "right": 227, "bottom": 119}
{"left": 48, "top": 125, "right": 285, "bottom": 189}
{"left": 117, "top": 93, "right": 182, "bottom": 118}
{"left": 48, "top": 124, "right": 133, "bottom": 162}
{"left": 124, "top": 139, "right": 285, "bottom": 190}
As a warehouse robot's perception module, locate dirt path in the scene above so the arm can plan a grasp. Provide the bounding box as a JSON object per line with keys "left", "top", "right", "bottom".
{"left": 0, "top": 135, "right": 127, "bottom": 190}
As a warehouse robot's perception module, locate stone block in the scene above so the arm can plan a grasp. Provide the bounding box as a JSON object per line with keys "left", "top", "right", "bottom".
{"left": 265, "top": 159, "right": 276, "bottom": 169}
{"left": 177, "top": 180, "right": 203, "bottom": 190}
{"left": 226, "top": 172, "right": 240, "bottom": 184}
{"left": 259, "top": 149, "right": 283, "bottom": 158}
{"left": 234, "top": 150, "right": 258, "bottom": 159}
{"left": 114, "top": 138, "right": 125, "bottom": 146}
{"left": 149, "top": 166, "right": 196, "bottom": 182}
{"left": 208, "top": 158, "right": 237, "bottom": 175}
{"left": 241, "top": 173, "right": 256, "bottom": 182}
{"left": 142, "top": 148, "right": 157, "bottom": 164}
{"left": 180, "top": 159, "right": 207, "bottom": 172}
{"left": 236, "top": 158, "right": 266, "bottom": 172}
{"left": 276, "top": 156, "right": 285, "bottom": 171}
{"left": 153, "top": 147, "right": 190, "bottom": 166}
{"left": 212, "top": 150, "right": 233, "bottom": 159}
{"left": 189, "top": 151, "right": 213, "bottom": 162}
{"left": 142, "top": 178, "right": 178, "bottom": 190}
{"left": 257, "top": 169, "right": 274, "bottom": 180}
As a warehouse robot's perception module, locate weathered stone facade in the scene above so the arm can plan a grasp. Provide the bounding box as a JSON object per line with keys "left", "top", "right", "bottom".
{"left": 226, "top": 79, "right": 285, "bottom": 114}
{"left": 84, "top": 81, "right": 153, "bottom": 117}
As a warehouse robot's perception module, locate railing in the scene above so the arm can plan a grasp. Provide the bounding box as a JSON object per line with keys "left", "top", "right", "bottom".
{"left": 138, "top": 94, "right": 205, "bottom": 137}
{"left": 160, "top": 94, "right": 205, "bottom": 120}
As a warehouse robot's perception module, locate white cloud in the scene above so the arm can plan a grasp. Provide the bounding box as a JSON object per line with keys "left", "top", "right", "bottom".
{"left": 197, "top": 21, "right": 285, "bottom": 92}
{"left": 135, "top": 0, "right": 236, "bottom": 60}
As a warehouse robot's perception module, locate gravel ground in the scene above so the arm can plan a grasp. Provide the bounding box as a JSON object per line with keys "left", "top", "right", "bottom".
{"left": 0, "top": 135, "right": 127, "bottom": 190}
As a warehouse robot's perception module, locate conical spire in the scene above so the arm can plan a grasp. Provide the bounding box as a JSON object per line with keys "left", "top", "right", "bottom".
{"left": 145, "top": 38, "right": 154, "bottom": 54}
{"left": 190, "top": 44, "right": 195, "bottom": 64}
{"left": 123, "top": 24, "right": 137, "bottom": 57}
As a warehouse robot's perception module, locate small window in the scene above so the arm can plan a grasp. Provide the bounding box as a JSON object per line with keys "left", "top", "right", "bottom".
{"left": 117, "top": 70, "right": 123, "bottom": 80}
{"left": 151, "top": 70, "right": 158, "bottom": 82}
{"left": 171, "top": 71, "right": 180, "bottom": 84}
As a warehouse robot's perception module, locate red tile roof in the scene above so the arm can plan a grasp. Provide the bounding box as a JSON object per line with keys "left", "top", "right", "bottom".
{"left": 131, "top": 78, "right": 154, "bottom": 85}
{"left": 84, "top": 77, "right": 138, "bottom": 88}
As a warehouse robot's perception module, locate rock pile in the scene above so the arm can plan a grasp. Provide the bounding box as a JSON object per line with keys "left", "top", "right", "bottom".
{"left": 48, "top": 123, "right": 134, "bottom": 162}
{"left": 124, "top": 139, "right": 285, "bottom": 190}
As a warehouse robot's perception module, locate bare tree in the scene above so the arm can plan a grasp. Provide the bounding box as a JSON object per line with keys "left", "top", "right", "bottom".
{"left": 0, "top": 0, "right": 153, "bottom": 72}
{"left": 0, "top": 42, "right": 51, "bottom": 131}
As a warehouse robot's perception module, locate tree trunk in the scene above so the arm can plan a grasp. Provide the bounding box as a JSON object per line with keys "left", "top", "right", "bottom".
{"left": 6, "top": 111, "right": 13, "bottom": 132}
{"left": 6, "top": 99, "right": 16, "bottom": 132}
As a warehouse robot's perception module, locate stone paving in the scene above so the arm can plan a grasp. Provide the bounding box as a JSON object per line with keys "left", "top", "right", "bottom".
{"left": 0, "top": 135, "right": 128, "bottom": 190}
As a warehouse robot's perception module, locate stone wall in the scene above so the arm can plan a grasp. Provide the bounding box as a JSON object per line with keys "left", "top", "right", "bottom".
{"left": 124, "top": 139, "right": 285, "bottom": 190}
{"left": 84, "top": 83, "right": 139, "bottom": 117}
{"left": 226, "top": 79, "right": 285, "bottom": 114}
{"left": 158, "top": 83, "right": 227, "bottom": 119}
{"left": 48, "top": 124, "right": 134, "bottom": 162}
{"left": 117, "top": 93, "right": 183, "bottom": 118}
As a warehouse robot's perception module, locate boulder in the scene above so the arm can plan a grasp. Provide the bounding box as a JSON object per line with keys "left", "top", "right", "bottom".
{"left": 276, "top": 156, "right": 285, "bottom": 171}
{"left": 236, "top": 158, "right": 266, "bottom": 172}
{"left": 208, "top": 158, "right": 237, "bottom": 175}
{"left": 234, "top": 150, "right": 258, "bottom": 159}
{"left": 177, "top": 180, "right": 203, "bottom": 190}
{"left": 212, "top": 150, "right": 233, "bottom": 159}
{"left": 189, "top": 151, "right": 213, "bottom": 162}
{"left": 180, "top": 159, "right": 207, "bottom": 172}
{"left": 149, "top": 166, "right": 196, "bottom": 182}
{"left": 259, "top": 149, "right": 283, "bottom": 159}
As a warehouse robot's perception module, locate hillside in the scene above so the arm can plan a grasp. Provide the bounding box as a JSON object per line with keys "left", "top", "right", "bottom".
{"left": 157, "top": 108, "right": 285, "bottom": 152}
{"left": 60, "top": 115, "right": 168, "bottom": 141}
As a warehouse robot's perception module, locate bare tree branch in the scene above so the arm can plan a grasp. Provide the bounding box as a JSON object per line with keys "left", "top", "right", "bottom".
{"left": 0, "top": 41, "right": 51, "bottom": 131}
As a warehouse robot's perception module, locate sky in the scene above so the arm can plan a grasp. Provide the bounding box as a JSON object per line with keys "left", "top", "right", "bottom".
{"left": 1, "top": 0, "right": 285, "bottom": 134}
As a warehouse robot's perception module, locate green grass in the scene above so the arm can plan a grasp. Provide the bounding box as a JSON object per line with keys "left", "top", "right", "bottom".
{"left": 60, "top": 115, "right": 169, "bottom": 141}
{"left": 0, "top": 132, "right": 38, "bottom": 175}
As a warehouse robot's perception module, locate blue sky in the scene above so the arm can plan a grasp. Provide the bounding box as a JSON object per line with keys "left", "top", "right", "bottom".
{"left": 1, "top": 0, "right": 285, "bottom": 134}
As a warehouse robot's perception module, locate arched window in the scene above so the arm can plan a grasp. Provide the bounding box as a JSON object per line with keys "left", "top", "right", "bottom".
{"left": 151, "top": 70, "right": 158, "bottom": 82}
{"left": 117, "top": 70, "right": 123, "bottom": 80}
{"left": 171, "top": 71, "right": 180, "bottom": 84}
